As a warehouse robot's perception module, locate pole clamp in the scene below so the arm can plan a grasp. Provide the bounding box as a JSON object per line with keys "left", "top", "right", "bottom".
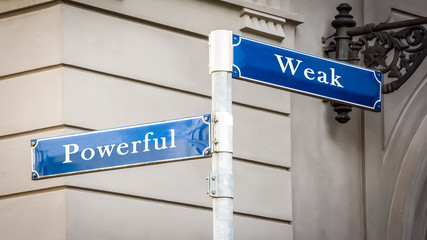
{"left": 212, "top": 112, "right": 233, "bottom": 153}
{"left": 208, "top": 172, "right": 234, "bottom": 198}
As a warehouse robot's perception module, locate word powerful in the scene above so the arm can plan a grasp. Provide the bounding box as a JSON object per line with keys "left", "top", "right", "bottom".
{"left": 63, "top": 130, "right": 176, "bottom": 163}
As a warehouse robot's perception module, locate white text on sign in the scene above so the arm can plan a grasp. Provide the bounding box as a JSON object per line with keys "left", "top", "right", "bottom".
{"left": 62, "top": 129, "right": 176, "bottom": 163}
{"left": 274, "top": 54, "right": 344, "bottom": 88}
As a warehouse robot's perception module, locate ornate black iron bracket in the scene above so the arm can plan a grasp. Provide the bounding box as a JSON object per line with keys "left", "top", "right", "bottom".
{"left": 323, "top": 3, "right": 427, "bottom": 123}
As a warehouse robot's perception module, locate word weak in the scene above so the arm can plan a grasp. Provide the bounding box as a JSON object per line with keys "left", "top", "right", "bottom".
{"left": 274, "top": 54, "right": 344, "bottom": 88}
{"left": 62, "top": 130, "right": 176, "bottom": 163}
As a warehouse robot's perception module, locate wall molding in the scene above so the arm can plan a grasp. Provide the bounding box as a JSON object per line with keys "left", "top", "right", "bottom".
{"left": 239, "top": 8, "right": 287, "bottom": 41}
{"left": 219, "top": 0, "right": 303, "bottom": 41}
{"left": 220, "top": 0, "right": 303, "bottom": 23}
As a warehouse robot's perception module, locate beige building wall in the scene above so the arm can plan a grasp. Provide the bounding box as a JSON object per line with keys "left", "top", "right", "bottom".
{"left": 0, "top": 1, "right": 296, "bottom": 239}
{"left": 0, "top": 0, "right": 426, "bottom": 239}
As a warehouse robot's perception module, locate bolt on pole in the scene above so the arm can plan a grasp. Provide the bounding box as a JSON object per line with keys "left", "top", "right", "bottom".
{"left": 208, "top": 30, "right": 234, "bottom": 240}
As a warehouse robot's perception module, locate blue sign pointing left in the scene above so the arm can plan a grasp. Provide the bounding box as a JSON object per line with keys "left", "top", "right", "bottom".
{"left": 31, "top": 115, "right": 211, "bottom": 179}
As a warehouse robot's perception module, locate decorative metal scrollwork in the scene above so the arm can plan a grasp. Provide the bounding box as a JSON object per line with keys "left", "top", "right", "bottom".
{"left": 356, "top": 26, "right": 427, "bottom": 93}
{"left": 323, "top": 3, "right": 427, "bottom": 123}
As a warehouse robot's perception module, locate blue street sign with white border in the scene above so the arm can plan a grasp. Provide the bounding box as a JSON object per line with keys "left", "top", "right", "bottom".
{"left": 31, "top": 115, "right": 211, "bottom": 179}
{"left": 232, "top": 34, "right": 382, "bottom": 111}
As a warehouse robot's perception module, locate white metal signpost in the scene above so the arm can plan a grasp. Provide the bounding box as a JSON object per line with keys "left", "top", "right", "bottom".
{"left": 209, "top": 30, "right": 234, "bottom": 240}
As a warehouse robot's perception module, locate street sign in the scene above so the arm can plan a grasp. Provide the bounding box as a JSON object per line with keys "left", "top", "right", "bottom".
{"left": 31, "top": 115, "right": 211, "bottom": 179}
{"left": 232, "top": 34, "right": 382, "bottom": 111}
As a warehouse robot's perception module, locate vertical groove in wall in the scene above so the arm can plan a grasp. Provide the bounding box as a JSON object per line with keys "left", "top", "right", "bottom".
{"left": 361, "top": 110, "right": 367, "bottom": 240}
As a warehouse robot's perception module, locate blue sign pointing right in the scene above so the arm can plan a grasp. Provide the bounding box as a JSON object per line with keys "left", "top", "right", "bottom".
{"left": 232, "top": 35, "right": 382, "bottom": 111}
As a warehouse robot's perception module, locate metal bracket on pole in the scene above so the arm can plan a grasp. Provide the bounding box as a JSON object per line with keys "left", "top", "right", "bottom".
{"left": 208, "top": 172, "right": 234, "bottom": 198}
{"left": 212, "top": 112, "right": 233, "bottom": 154}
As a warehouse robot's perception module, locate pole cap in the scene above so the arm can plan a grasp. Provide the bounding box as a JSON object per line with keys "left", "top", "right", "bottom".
{"left": 209, "top": 30, "right": 233, "bottom": 73}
